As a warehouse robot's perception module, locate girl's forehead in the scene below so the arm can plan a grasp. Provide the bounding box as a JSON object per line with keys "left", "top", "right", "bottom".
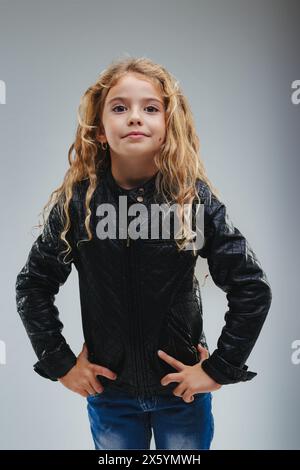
{"left": 109, "top": 73, "right": 162, "bottom": 98}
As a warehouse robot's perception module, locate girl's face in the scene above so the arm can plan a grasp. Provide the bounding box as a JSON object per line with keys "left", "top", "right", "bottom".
{"left": 98, "top": 73, "right": 166, "bottom": 166}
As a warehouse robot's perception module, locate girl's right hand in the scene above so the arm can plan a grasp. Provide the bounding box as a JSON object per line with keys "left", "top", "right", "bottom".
{"left": 58, "top": 343, "right": 117, "bottom": 397}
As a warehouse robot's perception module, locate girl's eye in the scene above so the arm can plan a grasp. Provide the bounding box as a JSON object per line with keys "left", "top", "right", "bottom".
{"left": 112, "top": 105, "right": 159, "bottom": 113}
{"left": 112, "top": 105, "right": 126, "bottom": 112}
{"left": 146, "top": 106, "right": 159, "bottom": 112}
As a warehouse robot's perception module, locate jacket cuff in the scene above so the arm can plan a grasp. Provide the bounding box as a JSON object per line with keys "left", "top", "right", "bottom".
{"left": 201, "top": 350, "right": 257, "bottom": 385}
{"left": 33, "top": 343, "right": 77, "bottom": 381}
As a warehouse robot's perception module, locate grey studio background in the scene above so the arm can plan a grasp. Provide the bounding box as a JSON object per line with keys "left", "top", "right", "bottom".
{"left": 0, "top": 0, "right": 299, "bottom": 450}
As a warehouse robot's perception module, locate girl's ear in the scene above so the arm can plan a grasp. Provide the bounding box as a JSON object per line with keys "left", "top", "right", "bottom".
{"left": 96, "top": 126, "right": 106, "bottom": 143}
{"left": 95, "top": 132, "right": 102, "bottom": 143}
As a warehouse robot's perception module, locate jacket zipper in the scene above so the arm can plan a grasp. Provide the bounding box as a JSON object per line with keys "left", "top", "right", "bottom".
{"left": 125, "top": 215, "right": 148, "bottom": 398}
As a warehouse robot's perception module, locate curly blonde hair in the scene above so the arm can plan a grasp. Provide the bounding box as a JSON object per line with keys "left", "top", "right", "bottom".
{"left": 36, "top": 55, "right": 220, "bottom": 261}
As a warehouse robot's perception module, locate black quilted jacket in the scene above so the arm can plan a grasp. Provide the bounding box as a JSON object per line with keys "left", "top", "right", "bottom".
{"left": 15, "top": 164, "right": 272, "bottom": 398}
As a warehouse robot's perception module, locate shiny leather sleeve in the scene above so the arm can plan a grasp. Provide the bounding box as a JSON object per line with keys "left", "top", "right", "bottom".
{"left": 197, "top": 181, "right": 272, "bottom": 385}
{"left": 15, "top": 202, "right": 77, "bottom": 381}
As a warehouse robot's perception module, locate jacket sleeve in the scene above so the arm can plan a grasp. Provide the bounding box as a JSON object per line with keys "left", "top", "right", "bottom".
{"left": 15, "top": 201, "right": 77, "bottom": 381}
{"left": 197, "top": 181, "right": 272, "bottom": 385}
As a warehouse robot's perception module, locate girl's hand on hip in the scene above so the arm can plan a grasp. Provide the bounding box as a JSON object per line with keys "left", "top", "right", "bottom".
{"left": 58, "top": 342, "right": 117, "bottom": 397}
{"left": 158, "top": 344, "right": 222, "bottom": 403}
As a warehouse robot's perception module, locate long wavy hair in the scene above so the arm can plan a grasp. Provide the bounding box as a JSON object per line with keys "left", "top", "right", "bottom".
{"left": 36, "top": 56, "right": 220, "bottom": 262}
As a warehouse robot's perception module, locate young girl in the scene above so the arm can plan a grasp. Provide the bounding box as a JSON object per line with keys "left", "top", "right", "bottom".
{"left": 15, "top": 56, "right": 272, "bottom": 450}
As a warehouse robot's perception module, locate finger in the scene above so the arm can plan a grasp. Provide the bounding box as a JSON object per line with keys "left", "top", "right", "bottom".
{"left": 85, "top": 383, "right": 98, "bottom": 396}
{"left": 91, "top": 364, "right": 117, "bottom": 380}
{"left": 174, "top": 385, "right": 194, "bottom": 403}
{"left": 197, "top": 344, "right": 209, "bottom": 360}
{"left": 161, "top": 373, "right": 182, "bottom": 386}
{"left": 197, "top": 344, "right": 208, "bottom": 353}
{"left": 173, "top": 385, "right": 188, "bottom": 398}
{"left": 90, "top": 377, "right": 104, "bottom": 394}
{"left": 157, "top": 350, "right": 185, "bottom": 371}
{"left": 81, "top": 342, "right": 88, "bottom": 356}
{"left": 183, "top": 392, "right": 194, "bottom": 403}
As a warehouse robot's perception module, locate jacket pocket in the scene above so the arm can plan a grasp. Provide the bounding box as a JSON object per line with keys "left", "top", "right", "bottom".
{"left": 154, "top": 298, "right": 202, "bottom": 377}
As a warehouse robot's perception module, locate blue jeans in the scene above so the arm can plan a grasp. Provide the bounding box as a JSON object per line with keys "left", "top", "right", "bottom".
{"left": 86, "top": 387, "right": 214, "bottom": 450}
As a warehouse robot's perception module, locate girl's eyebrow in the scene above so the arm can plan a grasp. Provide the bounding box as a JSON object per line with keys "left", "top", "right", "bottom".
{"left": 107, "top": 96, "right": 163, "bottom": 105}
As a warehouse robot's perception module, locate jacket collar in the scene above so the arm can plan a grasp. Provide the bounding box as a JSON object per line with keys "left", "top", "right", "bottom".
{"left": 104, "top": 162, "right": 159, "bottom": 204}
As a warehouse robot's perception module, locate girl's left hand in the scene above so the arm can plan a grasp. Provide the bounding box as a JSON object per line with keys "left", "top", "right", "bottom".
{"left": 158, "top": 344, "right": 222, "bottom": 403}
